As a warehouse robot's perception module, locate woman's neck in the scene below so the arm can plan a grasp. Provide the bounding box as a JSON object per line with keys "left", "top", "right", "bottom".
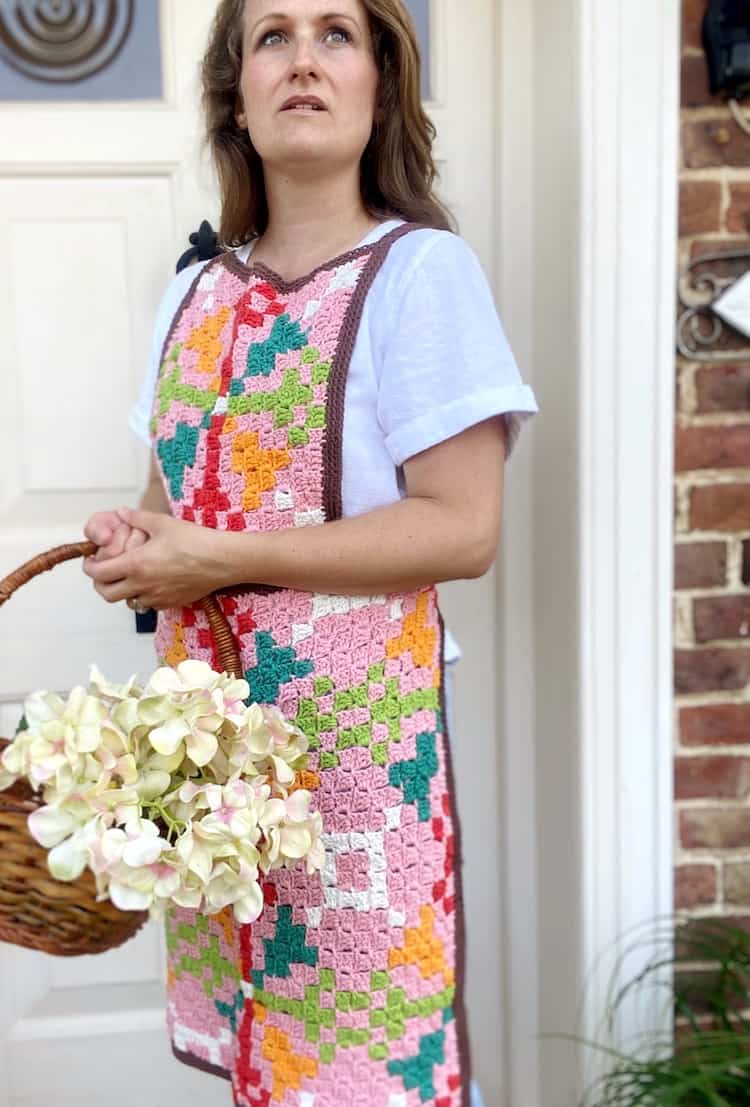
{"left": 252, "top": 166, "right": 385, "bottom": 281}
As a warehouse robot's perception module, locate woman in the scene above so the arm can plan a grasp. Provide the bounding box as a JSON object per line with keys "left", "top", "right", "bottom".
{"left": 84, "top": 1, "right": 537, "bottom": 1104}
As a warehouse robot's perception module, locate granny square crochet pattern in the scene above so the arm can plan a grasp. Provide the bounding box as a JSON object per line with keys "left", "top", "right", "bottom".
{"left": 151, "top": 223, "right": 472, "bottom": 1106}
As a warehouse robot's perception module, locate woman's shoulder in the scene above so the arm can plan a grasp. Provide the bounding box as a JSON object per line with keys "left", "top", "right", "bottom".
{"left": 379, "top": 223, "right": 487, "bottom": 288}
{"left": 370, "top": 223, "right": 492, "bottom": 321}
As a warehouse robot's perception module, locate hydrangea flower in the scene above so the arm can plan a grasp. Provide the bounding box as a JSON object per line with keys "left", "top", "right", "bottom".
{"left": 0, "top": 659, "right": 325, "bottom": 924}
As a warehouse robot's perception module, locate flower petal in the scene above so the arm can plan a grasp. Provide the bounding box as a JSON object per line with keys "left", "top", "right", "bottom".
{"left": 148, "top": 716, "right": 189, "bottom": 756}
{"left": 27, "top": 806, "right": 78, "bottom": 848}
{"left": 48, "top": 834, "right": 88, "bottom": 881}
{"left": 280, "top": 825, "right": 312, "bottom": 859}
{"left": 108, "top": 881, "right": 152, "bottom": 911}
{"left": 234, "top": 882, "right": 263, "bottom": 924}
{"left": 185, "top": 728, "right": 218, "bottom": 769}
{"left": 122, "top": 836, "right": 165, "bottom": 867}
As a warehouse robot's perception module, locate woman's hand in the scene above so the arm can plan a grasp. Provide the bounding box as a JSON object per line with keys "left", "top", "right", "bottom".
{"left": 84, "top": 510, "right": 148, "bottom": 561}
{"left": 82, "top": 507, "right": 235, "bottom": 610}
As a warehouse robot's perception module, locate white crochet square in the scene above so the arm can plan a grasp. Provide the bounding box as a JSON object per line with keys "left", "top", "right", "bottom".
{"left": 169, "top": 1003, "right": 231, "bottom": 1067}
{"left": 197, "top": 270, "right": 219, "bottom": 291}
{"left": 295, "top": 508, "right": 326, "bottom": 528}
{"left": 321, "top": 830, "right": 388, "bottom": 911}
{"left": 311, "top": 593, "right": 386, "bottom": 620}
{"left": 385, "top": 805, "right": 401, "bottom": 830}
{"left": 293, "top": 623, "right": 314, "bottom": 646}
{"left": 305, "top": 906, "right": 323, "bottom": 929}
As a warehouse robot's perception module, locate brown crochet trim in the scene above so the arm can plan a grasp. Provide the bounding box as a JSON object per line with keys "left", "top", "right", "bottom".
{"left": 323, "top": 222, "right": 429, "bottom": 521}
{"left": 156, "top": 255, "right": 227, "bottom": 381}
{"left": 220, "top": 221, "right": 430, "bottom": 523}
{"left": 437, "top": 606, "right": 474, "bottom": 1107}
{"left": 219, "top": 222, "right": 416, "bottom": 291}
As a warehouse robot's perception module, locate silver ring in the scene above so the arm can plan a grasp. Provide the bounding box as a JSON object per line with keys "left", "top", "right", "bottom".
{"left": 127, "top": 597, "right": 149, "bottom": 614}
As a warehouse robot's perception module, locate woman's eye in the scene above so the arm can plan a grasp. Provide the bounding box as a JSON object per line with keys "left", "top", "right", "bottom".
{"left": 257, "top": 26, "right": 350, "bottom": 48}
{"left": 325, "top": 27, "right": 351, "bottom": 44}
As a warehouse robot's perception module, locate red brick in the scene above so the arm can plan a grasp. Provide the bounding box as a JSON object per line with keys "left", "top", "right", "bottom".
{"left": 680, "top": 807, "right": 750, "bottom": 847}
{"left": 695, "top": 365, "right": 750, "bottom": 413}
{"left": 690, "top": 484, "right": 750, "bottom": 531}
{"left": 694, "top": 595, "right": 750, "bottom": 642}
{"left": 682, "top": 0, "right": 707, "bottom": 50}
{"left": 674, "top": 864, "right": 718, "bottom": 909}
{"left": 724, "top": 862, "right": 750, "bottom": 905}
{"left": 727, "top": 184, "right": 750, "bottom": 234}
{"left": 679, "top": 180, "right": 722, "bottom": 235}
{"left": 674, "top": 647, "right": 750, "bottom": 693}
{"left": 680, "top": 703, "right": 750, "bottom": 746}
{"left": 675, "top": 754, "right": 750, "bottom": 798}
{"left": 683, "top": 120, "right": 750, "bottom": 169}
{"left": 674, "top": 541, "right": 727, "bottom": 588}
{"left": 674, "top": 915, "right": 750, "bottom": 960}
{"left": 675, "top": 425, "right": 750, "bottom": 470}
{"left": 674, "top": 965, "right": 749, "bottom": 1013}
{"left": 681, "top": 55, "right": 714, "bottom": 108}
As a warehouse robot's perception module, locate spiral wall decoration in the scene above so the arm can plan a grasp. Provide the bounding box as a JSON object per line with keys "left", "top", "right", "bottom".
{"left": 0, "top": 0, "right": 134, "bottom": 83}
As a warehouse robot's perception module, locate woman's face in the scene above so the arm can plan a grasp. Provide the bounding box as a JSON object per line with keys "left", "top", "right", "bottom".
{"left": 238, "top": 0, "right": 379, "bottom": 174}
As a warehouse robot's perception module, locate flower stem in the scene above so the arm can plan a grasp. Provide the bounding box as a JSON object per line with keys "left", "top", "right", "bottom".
{"left": 146, "top": 799, "right": 185, "bottom": 844}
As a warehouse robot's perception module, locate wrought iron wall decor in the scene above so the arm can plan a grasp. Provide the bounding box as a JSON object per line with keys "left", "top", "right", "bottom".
{"left": 0, "top": 0, "right": 134, "bottom": 83}
{"left": 677, "top": 248, "right": 750, "bottom": 361}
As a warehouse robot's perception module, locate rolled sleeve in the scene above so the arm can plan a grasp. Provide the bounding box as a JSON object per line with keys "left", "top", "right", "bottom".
{"left": 376, "top": 232, "right": 538, "bottom": 465}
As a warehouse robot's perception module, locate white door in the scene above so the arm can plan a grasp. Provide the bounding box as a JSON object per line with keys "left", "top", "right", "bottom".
{"left": 0, "top": 1, "right": 502, "bottom": 1104}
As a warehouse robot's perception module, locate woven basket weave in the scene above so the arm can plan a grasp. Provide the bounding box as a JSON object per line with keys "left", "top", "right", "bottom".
{"left": 0, "top": 541, "right": 243, "bottom": 957}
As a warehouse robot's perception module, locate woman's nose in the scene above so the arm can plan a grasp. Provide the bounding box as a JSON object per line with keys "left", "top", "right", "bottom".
{"left": 289, "top": 34, "right": 318, "bottom": 77}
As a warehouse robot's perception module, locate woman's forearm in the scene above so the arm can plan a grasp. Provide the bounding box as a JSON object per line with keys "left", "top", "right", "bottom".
{"left": 139, "top": 477, "right": 171, "bottom": 514}
{"left": 219, "top": 495, "right": 493, "bottom": 596}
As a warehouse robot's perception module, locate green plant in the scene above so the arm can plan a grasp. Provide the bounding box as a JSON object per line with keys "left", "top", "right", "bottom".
{"left": 548, "top": 917, "right": 750, "bottom": 1106}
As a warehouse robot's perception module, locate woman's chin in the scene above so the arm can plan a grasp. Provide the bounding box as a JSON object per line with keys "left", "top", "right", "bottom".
{"left": 264, "top": 143, "right": 355, "bottom": 174}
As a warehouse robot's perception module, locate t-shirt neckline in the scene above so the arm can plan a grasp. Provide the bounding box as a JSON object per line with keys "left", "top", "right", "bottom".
{"left": 231, "top": 218, "right": 406, "bottom": 288}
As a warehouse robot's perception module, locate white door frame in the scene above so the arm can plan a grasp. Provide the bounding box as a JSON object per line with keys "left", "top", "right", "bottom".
{"left": 493, "top": 0, "right": 680, "bottom": 1103}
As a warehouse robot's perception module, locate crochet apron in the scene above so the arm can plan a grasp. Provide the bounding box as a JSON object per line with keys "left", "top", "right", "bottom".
{"left": 150, "top": 223, "right": 471, "bottom": 1107}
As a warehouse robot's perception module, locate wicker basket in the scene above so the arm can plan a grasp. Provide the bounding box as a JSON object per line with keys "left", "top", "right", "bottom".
{"left": 0, "top": 541, "right": 243, "bottom": 957}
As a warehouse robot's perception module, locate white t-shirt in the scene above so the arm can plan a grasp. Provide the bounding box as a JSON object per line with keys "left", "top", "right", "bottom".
{"left": 129, "top": 218, "right": 539, "bottom": 666}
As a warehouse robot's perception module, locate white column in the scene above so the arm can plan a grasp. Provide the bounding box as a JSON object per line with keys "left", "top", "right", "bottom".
{"left": 495, "top": 0, "right": 680, "bottom": 1102}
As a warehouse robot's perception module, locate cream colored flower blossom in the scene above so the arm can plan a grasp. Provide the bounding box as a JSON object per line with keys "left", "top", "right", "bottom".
{"left": 4, "top": 658, "right": 322, "bottom": 926}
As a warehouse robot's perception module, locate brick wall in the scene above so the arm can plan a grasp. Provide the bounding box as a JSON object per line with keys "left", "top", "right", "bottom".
{"left": 675, "top": 0, "right": 750, "bottom": 920}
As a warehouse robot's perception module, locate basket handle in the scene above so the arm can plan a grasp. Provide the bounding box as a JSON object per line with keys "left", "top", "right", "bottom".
{"left": 0, "top": 542, "right": 243, "bottom": 679}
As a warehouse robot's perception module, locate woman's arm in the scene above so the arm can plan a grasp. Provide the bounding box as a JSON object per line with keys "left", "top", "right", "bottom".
{"left": 83, "top": 417, "right": 507, "bottom": 605}
{"left": 223, "top": 415, "right": 506, "bottom": 594}
{"left": 139, "top": 453, "right": 171, "bottom": 514}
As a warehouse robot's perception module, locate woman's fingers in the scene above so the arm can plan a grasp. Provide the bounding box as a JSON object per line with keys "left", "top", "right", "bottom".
{"left": 124, "top": 527, "right": 149, "bottom": 552}
{"left": 92, "top": 577, "right": 137, "bottom": 605}
{"left": 83, "top": 510, "right": 132, "bottom": 549}
{"left": 83, "top": 551, "right": 133, "bottom": 585}
{"left": 94, "top": 521, "right": 132, "bottom": 561}
{"left": 84, "top": 507, "right": 143, "bottom": 551}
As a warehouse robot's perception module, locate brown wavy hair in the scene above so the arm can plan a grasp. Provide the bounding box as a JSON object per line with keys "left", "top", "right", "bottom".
{"left": 201, "top": 0, "right": 455, "bottom": 245}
